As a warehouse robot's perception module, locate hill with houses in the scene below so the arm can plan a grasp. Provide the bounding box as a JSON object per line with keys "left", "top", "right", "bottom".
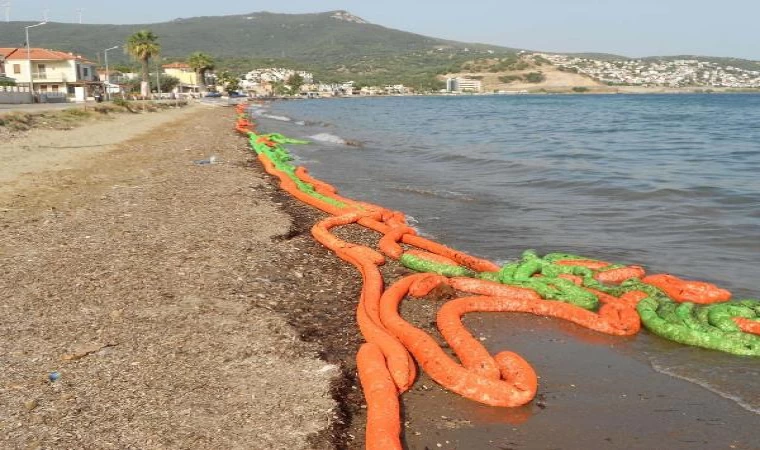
{"left": 1, "top": 10, "right": 758, "bottom": 91}
{"left": 0, "top": 11, "right": 516, "bottom": 90}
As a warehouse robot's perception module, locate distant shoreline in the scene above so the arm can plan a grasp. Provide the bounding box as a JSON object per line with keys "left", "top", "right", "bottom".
{"left": 270, "top": 87, "right": 760, "bottom": 102}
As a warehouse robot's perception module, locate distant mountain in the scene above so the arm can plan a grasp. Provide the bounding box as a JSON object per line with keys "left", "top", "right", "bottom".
{"left": 1, "top": 11, "right": 757, "bottom": 87}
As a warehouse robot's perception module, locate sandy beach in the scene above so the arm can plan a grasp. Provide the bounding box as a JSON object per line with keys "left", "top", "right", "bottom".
{"left": 0, "top": 104, "right": 367, "bottom": 449}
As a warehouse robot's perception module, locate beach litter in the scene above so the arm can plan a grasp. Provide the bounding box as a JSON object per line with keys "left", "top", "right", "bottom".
{"left": 193, "top": 156, "right": 219, "bottom": 165}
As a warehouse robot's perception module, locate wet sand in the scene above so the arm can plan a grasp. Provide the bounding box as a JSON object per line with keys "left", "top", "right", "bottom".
{"left": 400, "top": 313, "right": 759, "bottom": 449}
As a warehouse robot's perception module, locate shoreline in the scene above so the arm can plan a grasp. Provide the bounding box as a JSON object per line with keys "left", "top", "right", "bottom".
{"left": 264, "top": 88, "right": 760, "bottom": 104}
{"left": 251, "top": 101, "right": 760, "bottom": 449}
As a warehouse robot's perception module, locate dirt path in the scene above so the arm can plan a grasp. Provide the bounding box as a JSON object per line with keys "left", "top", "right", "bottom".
{"left": 0, "top": 106, "right": 365, "bottom": 449}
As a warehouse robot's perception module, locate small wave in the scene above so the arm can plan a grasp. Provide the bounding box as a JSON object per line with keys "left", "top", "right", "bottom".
{"left": 391, "top": 185, "right": 475, "bottom": 201}
{"left": 304, "top": 120, "right": 333, "bottom": 127}
{"left": 405, "top": 215, "right": 421, "bottom": 234}
{"left": 651, "top": 361, "right": 760, "bottom": 415}
{"left": 295, "top": 120, "right": 306, "bottom": 126}
{"left": 262, "top": 114, "right": 292, "bottom": 122}
{"left": 404, "top": 215, "right": 436, "bottom": 239}
{"left": 309, "top": 133, "right": 363, "bottom": 147}
{"left": 310, "top": 133, "right": 347, "bottom": 145}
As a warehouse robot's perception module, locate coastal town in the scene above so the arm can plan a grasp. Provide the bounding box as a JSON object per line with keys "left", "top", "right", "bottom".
{"left": 542, "top": 53, "right": 760, "bottom": 89}
{"left": 4, "top": 44, "right": 760, "bottom": 105}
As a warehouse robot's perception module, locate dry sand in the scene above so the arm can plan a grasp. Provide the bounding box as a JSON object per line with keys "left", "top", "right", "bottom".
{"left": 0, "top": 105, "right": 195, "bottom": 195}
{"left": 0, "top": 104, "right": 364, "bottom": 449}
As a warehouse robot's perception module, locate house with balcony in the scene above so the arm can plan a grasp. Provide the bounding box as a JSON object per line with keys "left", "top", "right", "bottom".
{"left": 0, "top": 47, "right": 98, "bottom": 98}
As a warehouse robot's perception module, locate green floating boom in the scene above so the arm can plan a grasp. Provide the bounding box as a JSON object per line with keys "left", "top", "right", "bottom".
{"left": 248, "top": 132, "right": 348, "bottom": 210}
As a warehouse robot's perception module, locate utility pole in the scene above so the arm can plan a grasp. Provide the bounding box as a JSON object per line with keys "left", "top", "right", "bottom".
{"left": 155, "top": 58, "right": 162, "bottom": 98}
{"left": 104, "top": 45, "right": 119, "bottom": 101}
{"left": 25, "top": 21, "right": 47, "bottom": 103}
{"left": 76, "top": 8, "right": 83, "bottom": 24}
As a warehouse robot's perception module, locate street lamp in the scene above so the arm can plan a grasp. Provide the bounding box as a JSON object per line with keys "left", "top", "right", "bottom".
{"left": 25, "top": 21, "right": 47, "bottom": 103}
{"left": 104, "top": 45, "right": 119, "bottom": 100}
{"left": 155, "top": 58, "right": 162, "bottom": 98}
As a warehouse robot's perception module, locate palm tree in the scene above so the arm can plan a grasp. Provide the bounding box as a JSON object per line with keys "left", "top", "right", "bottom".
{"left": 188, "top": 52, "right": 214, "bottom": 92}
{"left": 126, "top": 30, "right": 160, "bottom": 98}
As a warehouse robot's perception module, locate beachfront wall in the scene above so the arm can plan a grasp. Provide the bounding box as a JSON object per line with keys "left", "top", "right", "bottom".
{"left": 0, "top": 85, "right": 31, "bottom": 104}
{"left": 0, "top": 85, "right": 68, "bottom": 103}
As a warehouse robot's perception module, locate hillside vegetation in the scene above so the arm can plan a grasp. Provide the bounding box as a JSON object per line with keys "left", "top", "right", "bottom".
{"left": 0, "top": 11, "right": 516, "bottom": 89}
{"left": 2, "top": 11, "right": 757, "bottom": 89}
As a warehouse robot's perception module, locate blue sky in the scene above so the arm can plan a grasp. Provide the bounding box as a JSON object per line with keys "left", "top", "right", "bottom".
{"left": 6, "top": 1, "right": 759, "bottom": 59}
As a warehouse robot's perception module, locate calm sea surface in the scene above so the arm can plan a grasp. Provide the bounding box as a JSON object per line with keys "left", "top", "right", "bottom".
{"left": 252, "top": 94, "right": 760, "bottom": 416}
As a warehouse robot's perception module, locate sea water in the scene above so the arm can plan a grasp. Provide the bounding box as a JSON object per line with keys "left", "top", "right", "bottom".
{"left": 252, "top": 94, "right": 760, "bottom": 415}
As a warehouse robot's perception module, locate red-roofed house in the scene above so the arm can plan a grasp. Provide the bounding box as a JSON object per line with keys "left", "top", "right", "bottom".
{"left": 1, "top": 47, "right": 98, "bottom": 97}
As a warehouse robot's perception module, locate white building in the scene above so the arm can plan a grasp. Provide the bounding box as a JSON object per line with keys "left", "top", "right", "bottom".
{"left": 446, "top": 77, "right": 482, "bottom": 93}
{"left": 244, "top": 68, "right": 313, "bottom": 84}
{"left": 0, "top": 47, "right": 98, "bottom": 98}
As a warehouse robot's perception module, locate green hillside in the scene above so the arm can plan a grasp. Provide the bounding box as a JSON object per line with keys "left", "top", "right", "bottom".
{"left": 2, "top": 11, "right": 757, "bottom": 89}
{"left": 0, "top": 11, "right": 516, "bottom": 89}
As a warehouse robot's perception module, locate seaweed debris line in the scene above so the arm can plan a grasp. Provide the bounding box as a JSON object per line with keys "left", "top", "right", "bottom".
{"left": 234, "top": 103, "right": 760, "bottom": 449}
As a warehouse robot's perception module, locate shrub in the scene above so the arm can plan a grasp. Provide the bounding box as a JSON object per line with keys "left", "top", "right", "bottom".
{"left": 62, "top": 108, "right": 91, "bottom": 117}
{"left": 572, "top": 86, "right": 589, "bottom": 92}
{"left": 113, "top": 97, "right": 130, "bottom": 108}
{"left": 524, "top": 72, "right": 546, "bottom": 83}
{"left": 499, "top": 75, "right": 522, "bottom": 83}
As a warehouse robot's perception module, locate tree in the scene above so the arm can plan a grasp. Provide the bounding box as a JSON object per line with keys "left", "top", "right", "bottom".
{"left": 217, "top": 71, "right": 241, "bottom": 94}
{"left": 286, "top": 73, "right": 304, "bottom": 94}
{"left": 126, "top": 30, "right": 161, "bottom": 98}
{"left": 524, "top": 72, "right": 546, "bottom": 83}
{"left": 188, "top": 52, "right": 215, "bottom": 92}
{"left": 124, "top": 74, "right": 179, "bottom": 94}
{"left": 112, "top": 63, "right": 136, "bottom": 74}
{"left": 271, "top": 80, "right": 288, "bottom": 96}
